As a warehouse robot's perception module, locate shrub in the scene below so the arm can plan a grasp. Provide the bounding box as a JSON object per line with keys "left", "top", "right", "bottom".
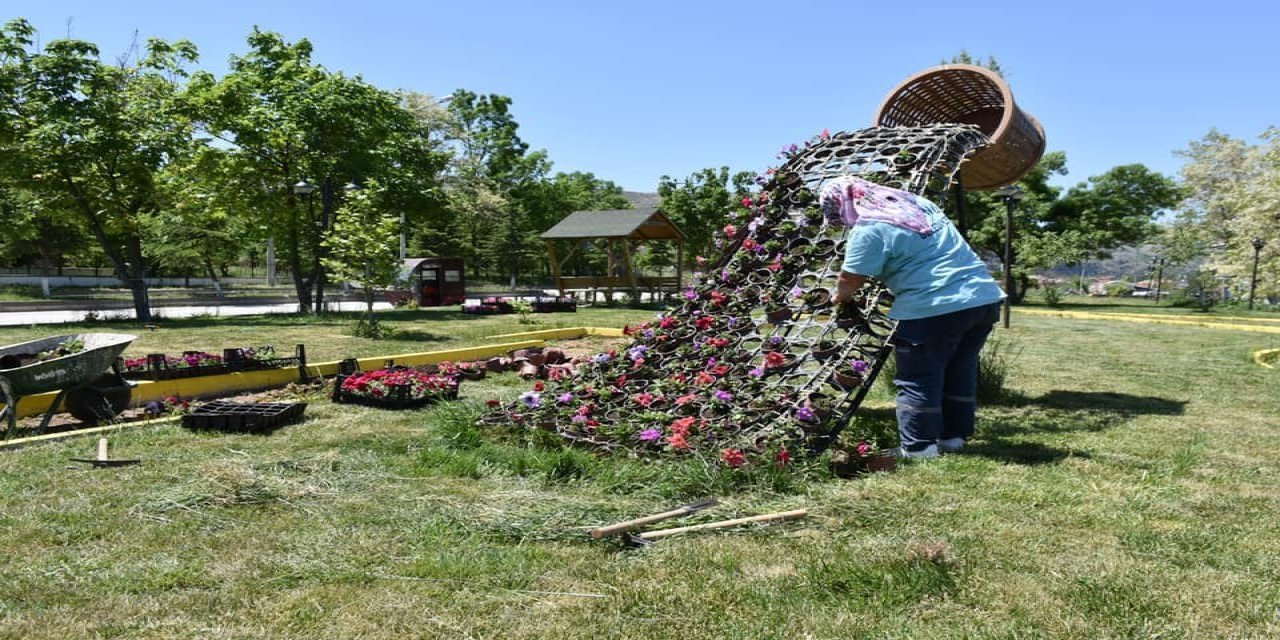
{"left": 977, "top": 335, "right": 1020, "bottom": 404}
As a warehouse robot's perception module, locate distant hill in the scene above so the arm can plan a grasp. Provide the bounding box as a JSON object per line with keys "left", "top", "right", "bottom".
{"left": 623, "top": 191, "right": 661, "bottom": 209}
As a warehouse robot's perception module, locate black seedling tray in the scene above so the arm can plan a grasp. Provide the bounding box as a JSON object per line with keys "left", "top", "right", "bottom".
{"left": 182, "top": 400, "right": 308, "bottom": 433}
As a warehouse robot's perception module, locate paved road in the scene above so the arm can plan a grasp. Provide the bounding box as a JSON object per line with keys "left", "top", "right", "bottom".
{"left": 0, "top": 301, "right": 394, "bottom": 326}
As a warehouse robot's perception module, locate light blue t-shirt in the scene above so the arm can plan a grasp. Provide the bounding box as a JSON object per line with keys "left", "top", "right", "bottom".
{"left": 842, "top": 195, "right": 1005, "bottom": 320}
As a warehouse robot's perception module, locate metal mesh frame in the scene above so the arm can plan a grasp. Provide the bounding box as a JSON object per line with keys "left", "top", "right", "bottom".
{"left": 481, "top": 124, "right": 990, "bottom": 458}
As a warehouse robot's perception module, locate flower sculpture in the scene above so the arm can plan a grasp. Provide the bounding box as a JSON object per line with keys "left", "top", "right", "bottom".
{"left": 481, "top": 124, "right": 989, "bottom": 468}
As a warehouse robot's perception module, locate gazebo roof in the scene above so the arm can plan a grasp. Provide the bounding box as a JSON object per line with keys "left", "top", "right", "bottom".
{"left": 540, "top": 208, "right": 685, "bottom": 241}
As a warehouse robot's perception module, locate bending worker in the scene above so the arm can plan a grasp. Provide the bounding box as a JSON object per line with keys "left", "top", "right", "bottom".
{"left": 823, "top": 175, "right": 1005, "bottom": 459}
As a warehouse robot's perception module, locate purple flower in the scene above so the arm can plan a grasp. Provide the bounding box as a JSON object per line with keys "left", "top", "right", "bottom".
{"left": 796, "top": 406, "right": 817, "bottom": 422}
{"left": 643, "top": 329, "right": 655, "bottom": 339}
{"left": 706, "top": 357, "right": 718, "bottom": 367}
{"left": 790, "top": 286, "right": 804, "bottom": 298}
{"left": 683, "top": 288, "right": 698, "bottom": 301}
{"left": 749, "top": 367, "right": 765, "bottom": 378}
{"left": 726, "top": 316, "right": 739, "bottom": 328}
{"left": 628, "top": 345, "right": 649, "bottom": 362}
{"left": 851, "top": 359, "right": 869, "bottom": 373}
{"left": 571, "top": 414, "right": 589, "bottom": 424}
{"left": 748, "top": 217, "right": 762, "bottom": 233}
{"left": 713, "top": 389, "right": 733, "bottom": 403}
{"left": 592, "top": 353, "right": 612, "bottom": 364}
{"left": 638, "top": 428, "right": 662, "bottom": 442}
{"left": 720, "top": 269, "right": 731, "bottom": 282}
{"left": 519, "top": 391, "right": 541, "bottom": 408}
{"left": 557, "top": 392, "right": 574, "bottom": 404}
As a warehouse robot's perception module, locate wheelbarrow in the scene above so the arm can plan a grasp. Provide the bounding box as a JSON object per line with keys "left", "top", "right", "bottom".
{"left": 0, "top": 333, "right": 137, "bottom": 439}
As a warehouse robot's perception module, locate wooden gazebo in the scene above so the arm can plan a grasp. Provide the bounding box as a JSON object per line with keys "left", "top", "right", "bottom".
{"left": 540, "top": 208, "right": 685, "bottom": 302}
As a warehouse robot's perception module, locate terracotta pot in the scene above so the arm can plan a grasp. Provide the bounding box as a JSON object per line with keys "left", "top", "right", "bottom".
{"left": 830, "top": 369, "right": 863, "bottom": 391}
{"left": 517, "top": 362, "right": 541, "bottom": 379}
{"left": 866, "top": 452, "right": 897, "bottom": 473}
{"left": 812, "top": 341, "right": 841, "bottom": 361}
{"left": 766, "top": 307, "right": 793, "bottom": 324}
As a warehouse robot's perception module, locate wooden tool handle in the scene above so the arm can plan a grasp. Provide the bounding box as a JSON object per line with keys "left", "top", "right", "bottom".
{"left": 590, "top": 506, "right": 701, "bottom": 539}
{"left": 637, "top": 509, "right": 808, "bottom": 541}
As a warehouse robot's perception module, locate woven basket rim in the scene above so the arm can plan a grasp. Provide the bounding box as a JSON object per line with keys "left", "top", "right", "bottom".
{"left": 873, "top": 64, "right": 1014, "bottom": 142}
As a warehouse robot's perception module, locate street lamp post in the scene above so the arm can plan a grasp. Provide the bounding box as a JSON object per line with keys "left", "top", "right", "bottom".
{"left": 1152, "top": 256, "right": 1165, "bottom": 303}
{"left": 994, "top": 185, "right": 1023, "bottom": 329}
{"left": 1249, "top": 237, "right": 1266, "bottom": 310}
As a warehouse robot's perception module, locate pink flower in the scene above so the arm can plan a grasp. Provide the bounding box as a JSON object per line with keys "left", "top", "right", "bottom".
{"left": 722, "top": 224, "right": 738, "bottom": 237}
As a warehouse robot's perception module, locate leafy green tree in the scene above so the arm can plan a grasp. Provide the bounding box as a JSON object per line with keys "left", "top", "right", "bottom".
{"left": 321, "top": 183, "right": 400, "bottom": 337}
{"left": 0, "top": 18, "right": 199, "bottom": 320}
{"left": 188, "top": 29, "right": 444, "bottom": 313}
{"left": 960, "top": 153, "right": 1179, "bottom": 302}
{"left": 437, "top": 90, "right": 551, "bottom": 283}
{"left": 656, "top": 167, "right": 755, "bottom": 269}
{"left": 1174, "top": 128, "right": 1279, "bottom": 301}
{"left": 144, "top": 148, "right": 258, "bottom": 294}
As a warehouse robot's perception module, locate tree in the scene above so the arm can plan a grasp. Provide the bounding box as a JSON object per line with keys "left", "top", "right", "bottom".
{"left": 656, "top": 167, "right": 755, "bottom": 268}
{"left": 321, "top": 183, "right": 400, "bottom": 338}
{"left": 959, "top": 153, "right": 1179, "bottom": 302}
{"left": 437, "top": 90, "right": 551, "bottom": 284}
{"left": 1175, "top": 128, "right": 1279, "bottom": 301}
{"left": 188, "top": 29, "right": 443, "bottom": 313}
{"left": 144, "top": 147, "right": 257, "bottom": 295}
{"left": 0, "top": 19, "right": 199, "bottom": 320}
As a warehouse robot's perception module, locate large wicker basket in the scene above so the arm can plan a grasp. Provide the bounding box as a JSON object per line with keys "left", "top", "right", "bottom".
{"left": 874, "top": 64, "right": 1045, "bottom": 190}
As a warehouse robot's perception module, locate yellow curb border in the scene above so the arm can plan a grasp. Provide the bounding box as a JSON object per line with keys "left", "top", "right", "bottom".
{"left": 1018, "top": 308, "right": 1280, "bottom": 335}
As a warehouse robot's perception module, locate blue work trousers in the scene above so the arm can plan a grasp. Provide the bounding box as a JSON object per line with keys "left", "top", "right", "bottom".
{"left": 891, "top": 303, "right": 1001, "bottom": 452}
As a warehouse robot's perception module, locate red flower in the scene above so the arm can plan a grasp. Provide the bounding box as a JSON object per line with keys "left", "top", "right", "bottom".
{"left": 765, "top": 351, "right": 787, "bottom": 368}
{"left": 775, "top": 447, "right": 792, "bottom": 467}
{"left": 710, "top": 363, "right": 731, "bottom": 377}
{"left": 659, "top": 316, "right": 678, "bottom": 329}
{"left": 615, "top": 375, "right": 627, "bottom": 388}
{"left": 856, "top": 440, "right": 873, "bottom": 457}
{"left": 533, "top": 381, "right": 545, "bottom": 392}
{"left": 741, "top": 197, "right": 752, "bottom": 208}
{"left": 722, "top": 224, "right": 738, "bottom": 237}
{"left": 674, "top": 393, "right": 697, "bottom": 406}
{"left": 695, "top": 316, "right": 715, "bottom": 330}
{"left": 632, "top": 392, "right": 655, "bottom": 408}
{"left": 721, "top": 448, "right": 747, "bottom": 468}
{"left": 709, "top": 291, "right": 727, "bottom": 307}
{"left": 695, "top": 371, "right": 715, "bottom": 386}
{"left": 742, "top": 238, "right": 758, "bottom": 251}
{"left": 767, "top": 259, "right": 782, "bottom": 272}
{"left": 708, "top": 337, "right": 730, "bottom": 349}
{"left": 667, "top": 433, "right": 690, "bottom": 450}
{"left": 670, "top": 416, "right": 697, "bottom": 434}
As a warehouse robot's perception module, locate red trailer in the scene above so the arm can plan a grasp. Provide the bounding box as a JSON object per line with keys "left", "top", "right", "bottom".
{"left": 389, "top": 257, "right": 466, "bottom": 307}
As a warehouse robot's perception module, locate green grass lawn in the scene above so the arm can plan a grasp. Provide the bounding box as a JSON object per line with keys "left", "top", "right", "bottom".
{"left": 1, "top": 308, "right": 1278, "bottom": 639}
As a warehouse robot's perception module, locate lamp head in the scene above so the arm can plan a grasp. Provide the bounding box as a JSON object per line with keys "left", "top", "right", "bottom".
{"left": 293, "top": 181, "right": 316, "bottom": 196}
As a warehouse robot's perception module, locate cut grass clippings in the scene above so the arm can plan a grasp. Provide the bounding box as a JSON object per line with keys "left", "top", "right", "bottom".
{"left": 0, "top": 307, "right": 1278, "bottom": 638}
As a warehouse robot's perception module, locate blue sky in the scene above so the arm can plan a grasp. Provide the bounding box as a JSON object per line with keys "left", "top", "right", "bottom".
{"left": 11, "top": 1, "right": 1279, "bottom": 193}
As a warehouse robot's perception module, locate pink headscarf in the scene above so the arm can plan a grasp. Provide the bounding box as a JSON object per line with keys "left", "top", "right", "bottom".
{"left": 818, "top": 175, "right": 933, "bottom": 235}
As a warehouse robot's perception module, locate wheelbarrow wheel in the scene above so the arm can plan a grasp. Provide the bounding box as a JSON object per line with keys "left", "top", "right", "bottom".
{"left": 66, "top": 373, "right": 132, "bottom": 425}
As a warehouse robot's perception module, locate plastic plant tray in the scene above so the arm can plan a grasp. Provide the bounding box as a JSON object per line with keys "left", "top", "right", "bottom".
{"left": 181, "top": 400, "right": 308, "bottom": 433}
